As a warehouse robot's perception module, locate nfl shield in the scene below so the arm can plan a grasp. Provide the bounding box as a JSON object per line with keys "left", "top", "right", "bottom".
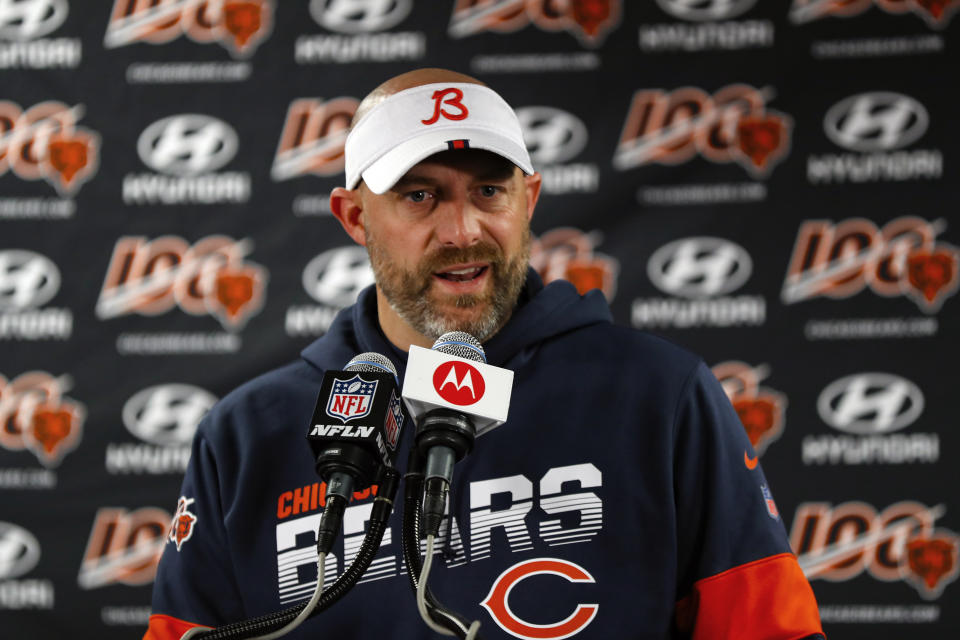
{"left": 326, "top": 374, "right": 377, "bottom": 422}
{"left": 761, "top": 484, "right": 780, "bottom": 519}
{"left": 384, "top": 390, "right": 404, "bottom": 449}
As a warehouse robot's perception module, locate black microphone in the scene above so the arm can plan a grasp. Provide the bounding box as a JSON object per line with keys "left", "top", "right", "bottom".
{"left": 402, "top": 331, "right": 513, "bottom": 536}
{"left": 307, "top": 352, "right": 405, "bottom": 554}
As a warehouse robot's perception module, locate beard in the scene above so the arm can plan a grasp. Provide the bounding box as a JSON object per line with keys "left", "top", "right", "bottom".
{"left": 366, "top": 226, "right": 530, "bottom": 343}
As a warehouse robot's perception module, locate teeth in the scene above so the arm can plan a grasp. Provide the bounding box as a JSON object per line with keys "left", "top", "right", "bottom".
{"left": 438, "top": 266, "right": 483, "bottom": 282}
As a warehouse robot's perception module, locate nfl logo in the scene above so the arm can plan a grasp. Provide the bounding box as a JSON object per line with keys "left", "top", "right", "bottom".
{"left": 326, "top": 374, "right": 377, "bottom": 422}
{"left": 761, "top": 484, "right": 779, "bottom": 520}
{"left": 384, "top": 391, "right": 404, "bottom": 450}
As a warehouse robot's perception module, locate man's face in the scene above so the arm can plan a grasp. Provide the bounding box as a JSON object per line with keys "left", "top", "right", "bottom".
{"left": 359, "top": 150, "right": 538, "bottom": 342}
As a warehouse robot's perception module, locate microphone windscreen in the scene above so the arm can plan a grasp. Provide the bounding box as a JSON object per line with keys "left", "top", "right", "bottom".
{"left": 345, "top": 352, "right": 399, "bottom": 382}
{"left": 431, "top": 331, "right": 485, "bottom": 363}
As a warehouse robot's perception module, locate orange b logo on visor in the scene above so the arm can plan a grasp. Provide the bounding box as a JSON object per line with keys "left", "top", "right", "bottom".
{"left": 422, "top": 88, "right": 469, "bottom": 125}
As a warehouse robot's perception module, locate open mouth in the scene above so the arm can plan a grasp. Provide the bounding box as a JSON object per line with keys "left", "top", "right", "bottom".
{"left": 434, "top": 265, "right": 489, "bottom": 282}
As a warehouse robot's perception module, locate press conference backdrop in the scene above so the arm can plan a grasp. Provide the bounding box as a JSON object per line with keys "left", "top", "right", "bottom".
{"left": 1, "top": 1, "right": 957, "bottom": 638}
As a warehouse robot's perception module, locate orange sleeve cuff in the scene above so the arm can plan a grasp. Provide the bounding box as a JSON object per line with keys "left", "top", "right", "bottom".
{"left": 676, "top": 553, "right": 824, "bottom": 640}
{"left": 143, "top": 613, "right": 213, "bottom": 640}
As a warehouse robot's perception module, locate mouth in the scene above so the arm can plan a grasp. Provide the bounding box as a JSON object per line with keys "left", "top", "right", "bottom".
{"left": 433, "top": 263, "right": 489, "bottom": 283}
{"left": 431, "top": 263, "right": 493, "bottom": 297}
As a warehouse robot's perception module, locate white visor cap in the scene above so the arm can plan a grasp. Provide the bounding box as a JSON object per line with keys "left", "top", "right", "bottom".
{"left": 345, "top": 82, "right": 534, "bottom": 194}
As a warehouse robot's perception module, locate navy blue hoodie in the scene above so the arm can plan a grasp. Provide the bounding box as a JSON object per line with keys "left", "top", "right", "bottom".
{"left": 147, "top": 271, "right": 824, "bottom": 640}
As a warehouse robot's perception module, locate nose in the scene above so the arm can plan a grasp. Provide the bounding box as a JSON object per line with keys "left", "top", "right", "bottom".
{"left": 434, "top": 198, "right": 481, "bottom": 249}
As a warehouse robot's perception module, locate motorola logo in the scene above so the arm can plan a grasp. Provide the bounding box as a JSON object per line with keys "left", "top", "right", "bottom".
{"left": 302, "top": 246, "right": 374, "bottom": 307}
{"left": 655, "top": 0, "right": 757, "bottom": 21}
{"left": 517, "top": 106, "right": 589, "bottom": 166}
{"left": 137, "top": 114, "right": 239, "bottom": 176}
{"left": 817, "top": 373, "right": 924, "bottom": 434}
{"left": 0, "top": 250, "right": 61, "bottom": 311}
{"left": 647, "top": 237, "right": 752, "bottom": 298}
{"left": 433, "top": 361, "right": 485, "bottom": 406}
{"left": 122, "top": 384, "right": 217, "bottom": 447}
{"left": 309, "top": 0, "right": 412, "bottom": 33}
{"left": 824, "top": 92, "right": 929, "bottom": 153}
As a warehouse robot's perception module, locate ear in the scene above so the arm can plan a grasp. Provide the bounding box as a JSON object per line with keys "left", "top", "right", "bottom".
{"left": 523, "top": 172, "right": 542, "bottom": 222}
{"left": 330, "top": 186, "right": 367, "bottom": 247}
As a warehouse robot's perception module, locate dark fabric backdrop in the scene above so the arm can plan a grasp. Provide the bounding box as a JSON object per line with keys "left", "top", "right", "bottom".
{"left": 1, "top": 1, "right": 958, "bottom": 637}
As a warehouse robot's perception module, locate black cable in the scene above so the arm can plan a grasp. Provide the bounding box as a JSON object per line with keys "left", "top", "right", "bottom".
{"left": 191, "top": 468, "right": 401, "bottom": 640}
{"left": 401, "top": 450, "right": 481, "bottom": 639}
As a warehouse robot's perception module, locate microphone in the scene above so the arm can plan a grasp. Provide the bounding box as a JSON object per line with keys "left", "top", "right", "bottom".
{"left": 307, "top": 352, "right": 405, "bottom": 553}
{"left": 185, "top": 354, "right": 404, "bottom": 640}
{"left": 402, "top": 331, "right": 513, "bottom": 535}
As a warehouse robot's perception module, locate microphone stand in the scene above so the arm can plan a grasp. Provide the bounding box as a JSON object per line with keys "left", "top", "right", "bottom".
{"left": 188, "top": 468, "right": 401, "bottom": 640}
{"left": 402, "top": 449, "right": 483, "bottom": 640}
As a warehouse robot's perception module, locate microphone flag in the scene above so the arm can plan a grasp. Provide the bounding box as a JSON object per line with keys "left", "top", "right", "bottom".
{"left": 402, "top": 345, "right": 513, "bottom": 437}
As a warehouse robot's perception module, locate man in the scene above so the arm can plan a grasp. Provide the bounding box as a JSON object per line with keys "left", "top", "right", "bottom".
{"left": 146, "top": 68, "right": 825, "bottom": 639}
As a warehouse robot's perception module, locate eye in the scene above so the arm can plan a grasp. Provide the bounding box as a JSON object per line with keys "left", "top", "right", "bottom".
{"left": 479, "top": 185, "right": 500, "bottom": 198}
{"left": 406, "top": 190, "right": 430, "bottom": 203}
